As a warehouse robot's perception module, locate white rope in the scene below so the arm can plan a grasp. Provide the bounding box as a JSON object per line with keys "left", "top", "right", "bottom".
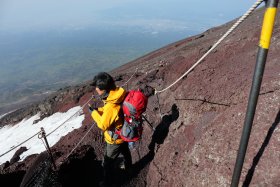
{"left": 46, "top": 95, "right": 94, "bottom": 137}
{"left": 0, "top": 0, "right": 264, "bottom": 161}
{"left": 155, "top": 0, "right": 264, "bottom": 94}
{"left": 121, "top": 68, "right": 138, "bottom": 87}
{"left": 0, "top": 130, "right": 42, "bottom": 158}
{"left": 0, "top": 96, "right": 93, "bottom": 158}
{"left": 0, "top": 94, "right": 95, "bottom": 158}
{"left": 4, "top": 68, "right": 138, "bottom": 161}
{"left": 66, "top": 123, "right": 95, "bottom": 159}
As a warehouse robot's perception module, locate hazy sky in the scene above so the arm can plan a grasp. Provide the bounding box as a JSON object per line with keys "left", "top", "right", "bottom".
{"left": 0, "top": 0, "right": 260, "bottom": 33}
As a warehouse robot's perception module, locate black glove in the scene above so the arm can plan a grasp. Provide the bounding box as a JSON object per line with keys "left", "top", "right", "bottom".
{"left": 88, "top": 104, "right": 97, "bottom": 113}
{"left": 88, "top": 106, "right": 93, "bottom": 113}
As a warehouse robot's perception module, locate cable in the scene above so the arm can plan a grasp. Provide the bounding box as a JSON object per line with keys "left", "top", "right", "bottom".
{"left": 0, "top": 0, "right": 263, "bottom": 161}
{"left": 121, "top": 68, "right": 138, "bottom": 87}
{"left": 65, "top": 123, "right": 95, "bottom": 159}
{"left": 0, "top": 57, "right": 138, "bottom": 160}
{"left": 46, "top": 95, "right": 94, "bottom": 137}
{"left": 155, "top": 0, "right": 264, "bottom": 94}
{"left": 0, "top": 131, "right": 42, "bottom": 158}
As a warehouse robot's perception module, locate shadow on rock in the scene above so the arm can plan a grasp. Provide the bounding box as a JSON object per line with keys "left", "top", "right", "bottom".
{"left": 18, "top": 104, "right": 179, "bottom": 187}
{"left": 20, "top": 145, "right": 103, "bottom": 187}
{"left": 0, "top": 169, "right": 25, "bottom": 187}
{"left": 20, "top": 152, "right": 61, "bottom": 187}
{"left": 58, "top": 145, "right": 103, "bottom": 187}
{"left": 148, "top": 104, "right": 179, "bottom": 151}
{"left": 243, "top": 109, "right": 280, "bottom": 187}
{"left": 120, "top": 104, "right": 179, "bottom": 186}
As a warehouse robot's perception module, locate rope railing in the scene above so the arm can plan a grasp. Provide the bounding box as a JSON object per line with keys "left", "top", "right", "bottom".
{"left": 0, "top": 0, "right": 264, "bottom": 165}
{"left": 120, "top": 68, "right": 138, "bottom": 88}
{"left": 154, "top": 0, "right": 264, "bottom": 95}
{"left": 62, "top": 69, "right": 141, "bottom": 158}
{"left": 37, "top": 0, "right": 267, "bottom": 175}
{"left": 65, "top": 123, "right": 95, "bottom": 159}
{"left": 0, "top": 95, "right": 94, "bottom": 159}
{"left": 0, "top": 130, "right": 42, "bottom": 158}
{"left": 46, "top": 95, "right": 94, "bottom": 137}
{"left": 0, "top": 68, "right": 139, "bottom": 161}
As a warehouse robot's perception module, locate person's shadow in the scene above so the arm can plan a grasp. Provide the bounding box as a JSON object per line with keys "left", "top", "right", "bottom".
{"left": 242, "top": 109, "right": 280, "bottom": 187}
{"left": 120, "top": 104, "right": 179, "bottom": 185}
{"left": 148, "top": 104, "right": 180, "bottom": 152}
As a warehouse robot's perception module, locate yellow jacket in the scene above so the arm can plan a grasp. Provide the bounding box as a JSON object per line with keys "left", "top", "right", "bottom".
{"left": 91, "top": 87, "right": 126, "bottom": 144}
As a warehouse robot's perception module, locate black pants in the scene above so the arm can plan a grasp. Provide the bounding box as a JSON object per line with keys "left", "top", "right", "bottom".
{"left": 103, "top": 142, "right": 132, "bottom": 182}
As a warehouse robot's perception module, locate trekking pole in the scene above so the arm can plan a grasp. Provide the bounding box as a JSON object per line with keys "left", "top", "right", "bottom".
{"left": 231, "top": 0, "right": 279, "bottom": 186}
{"left": 39, "top": 127, "right": 57, "bottom": 170}
{"left": 142, "top": 115, "right": 155, "bottom": 131}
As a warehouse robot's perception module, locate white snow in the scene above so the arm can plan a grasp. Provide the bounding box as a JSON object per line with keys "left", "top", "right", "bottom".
{"left": 0, "top": 106, "right": 84, "bottom": 165}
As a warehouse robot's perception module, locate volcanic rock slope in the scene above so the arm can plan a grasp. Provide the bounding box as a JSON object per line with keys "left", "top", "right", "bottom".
{"left": 1, "top": 7, "right": 280, "bottom": 187}
{"left": 112, "top": 7, "right": 280, "bottom": 186}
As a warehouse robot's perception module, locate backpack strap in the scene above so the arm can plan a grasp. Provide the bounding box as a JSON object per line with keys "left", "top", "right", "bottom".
{"left": 108, "top": 107, "right": 124, "bottom": 142}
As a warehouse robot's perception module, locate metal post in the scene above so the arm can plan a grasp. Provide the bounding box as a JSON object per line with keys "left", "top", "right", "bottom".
{"left": 231, "top": 0, "right": 279, "bottom": 186}
{"left": 40, "top": 127, "right": 57, "bottom": 170}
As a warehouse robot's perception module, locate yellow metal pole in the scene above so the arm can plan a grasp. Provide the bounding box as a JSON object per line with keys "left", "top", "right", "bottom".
{"left": 231, "top": 1, "right": 279, "bottom": 186}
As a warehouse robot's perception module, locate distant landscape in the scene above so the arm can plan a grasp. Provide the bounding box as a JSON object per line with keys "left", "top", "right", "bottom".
{"left": 0, "top": 28, "right": 196, "bottom": 114}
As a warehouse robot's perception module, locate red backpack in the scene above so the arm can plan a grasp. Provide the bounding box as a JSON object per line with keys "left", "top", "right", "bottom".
{"left": 116, "top": 89, "right": 148, "bottom": 142}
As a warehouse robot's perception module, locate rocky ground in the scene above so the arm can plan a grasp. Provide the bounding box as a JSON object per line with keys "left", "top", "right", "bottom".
{"left": 0, "top": 7, "right": 280, "bottom": 187}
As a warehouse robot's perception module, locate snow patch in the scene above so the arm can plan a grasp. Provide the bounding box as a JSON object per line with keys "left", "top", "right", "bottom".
{"left": 0, "top": 106, "right": 84, "bottom": 165}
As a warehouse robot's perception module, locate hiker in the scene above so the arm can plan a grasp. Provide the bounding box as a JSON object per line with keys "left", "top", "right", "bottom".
{"left": 89, "top": 72, "right": 132, "bottom": 186}
{"left": 115, "top": 84, "right": 154, "bottom": 150}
